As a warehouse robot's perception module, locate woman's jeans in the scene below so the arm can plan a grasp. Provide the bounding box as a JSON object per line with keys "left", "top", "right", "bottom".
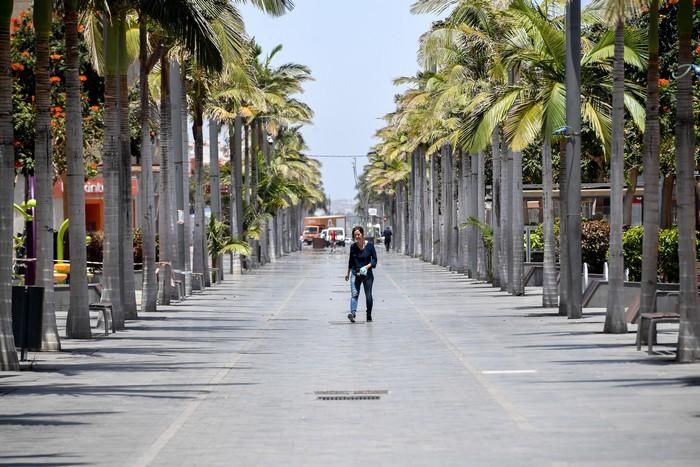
{"left": 350, "top": 272, "right": 373, "bottom": 315}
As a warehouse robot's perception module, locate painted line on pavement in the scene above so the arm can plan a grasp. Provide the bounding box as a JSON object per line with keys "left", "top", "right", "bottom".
{"left": 385, "top": 270, "right": 534, "bottom": 432}
{"left": 133, "top": 276, "right": 306, "bottom": 467}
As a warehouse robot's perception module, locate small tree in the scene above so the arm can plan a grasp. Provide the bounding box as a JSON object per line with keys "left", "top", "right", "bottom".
{"left": 207, "top": 215, "right": 250, "bottom": 276}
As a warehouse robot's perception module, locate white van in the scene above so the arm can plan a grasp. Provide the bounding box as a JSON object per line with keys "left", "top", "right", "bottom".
{"left": 327, "top": 227, "right": 346, "bottom": 247}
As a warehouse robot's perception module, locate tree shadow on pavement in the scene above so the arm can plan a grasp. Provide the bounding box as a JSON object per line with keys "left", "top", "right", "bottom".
{"left": 549, "top": 376, "right": 700, "bottom": 388}
{"left": 0, "top": 411, "right": 115, "bottom": 426}
{"left": 6, "top": 382, "right": 259, "bottom": 399}
{"left": 0, "top": 453, "right": 88, "bottom": 466}
{"left": 513, "top": 342, "right": 633, "bottom": 350}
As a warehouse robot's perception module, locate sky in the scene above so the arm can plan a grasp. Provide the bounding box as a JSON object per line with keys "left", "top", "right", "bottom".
{"left": 239, "top": 1, "right": 439, "bottom": 203}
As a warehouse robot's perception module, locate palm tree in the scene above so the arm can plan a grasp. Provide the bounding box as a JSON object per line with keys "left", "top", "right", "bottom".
{"left": 209, "top": 120, "right": 223, "bottom": 281}
{"left": 0, "top": 0, "right": 20, "bottom": 370}
{"left": 595, "top": 0, "right": 643, "bottom": 334}
{"left": 562, "top": 0, "right": 583, "bottom": 318}
{"left": 639, "top": 0, "right": 661, "bottom": 319}
{"left": 34, "top": 0, "right": 60, "bottom": 349}
{"left": 65, "top": 0, "right": 91, "bottom": 338}
{"left": 170, "top": 59, "right": 186, "bottom": 282}
{"left": 118, "top": 15, "right": 137, "bottom": 320}
{"left": 674, "top": 0, "right": 699, "bottom": 363}
{"left": 101, "top": 10, "right": 125, "bottom": 326}
{"left": 138, "top": 12, "right": 159, "bottom": 313}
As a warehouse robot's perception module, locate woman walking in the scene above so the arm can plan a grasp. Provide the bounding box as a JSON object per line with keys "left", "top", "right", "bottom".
{"left": 344, "top": 225, "right": 378, "bottom": 323}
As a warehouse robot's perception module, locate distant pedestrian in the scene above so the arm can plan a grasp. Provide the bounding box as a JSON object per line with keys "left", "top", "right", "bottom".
{"left": 329, "top": 228, "right": 337, "bottom": 253}
{"left": 344, "top": 225, "right": 378, "bottom": 323}
{"left": 382, "top": 227, "right": 392, "bottom": 252}
{"left": 298, "top": 234, "right": 304, "bottom": 250}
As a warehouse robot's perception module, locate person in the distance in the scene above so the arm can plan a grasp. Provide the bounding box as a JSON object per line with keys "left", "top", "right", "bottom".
{"left": 344, "top": 225, "right": 378, "bottom": 323}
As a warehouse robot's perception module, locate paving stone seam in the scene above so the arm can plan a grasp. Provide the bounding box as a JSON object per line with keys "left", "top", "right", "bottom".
{"left": 384, "top": 268, "right": 535, "bottom": 432}
{"left": 132, "top": 275, "right": 306, "bottom": 467}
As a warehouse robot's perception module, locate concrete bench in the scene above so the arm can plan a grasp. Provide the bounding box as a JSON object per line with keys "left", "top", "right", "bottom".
{"left": 191, "top": 272, "right": 204, "bottom": 292}
{"left": 90, "top": 303, "right": 114, "bottom": 336}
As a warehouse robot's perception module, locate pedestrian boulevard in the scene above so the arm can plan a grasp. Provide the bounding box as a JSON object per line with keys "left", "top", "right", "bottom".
{"left": 1, "top": 249, "right": 699, "bottom": 466}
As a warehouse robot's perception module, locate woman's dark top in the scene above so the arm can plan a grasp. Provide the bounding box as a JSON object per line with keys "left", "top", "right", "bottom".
{"left": 348, "top": 242, "right": 378, "bottom": 277}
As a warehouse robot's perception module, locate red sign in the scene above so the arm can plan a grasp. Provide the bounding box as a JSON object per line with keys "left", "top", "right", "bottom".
{"left": 53, "top": 176, "right": 138, "bottom": 199}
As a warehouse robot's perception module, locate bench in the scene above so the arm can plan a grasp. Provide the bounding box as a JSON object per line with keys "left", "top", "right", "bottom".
{"left": 88, "top": 283, "right": 114, "bottom": 336}
{"left": 156, "top": 262, "right": 184, "bottom": 303}
{"left": 631, "top": 261, "right": 700, "bottom": 354}
{"left": 191, "top": 272, "right": 204, "bottom": 292}
{"left": 636, "top": 308, "right": 680, "bottom": 354}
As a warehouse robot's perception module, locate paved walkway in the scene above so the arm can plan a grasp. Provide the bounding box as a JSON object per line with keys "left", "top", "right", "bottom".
{"left": 1, "top": 248, "right": 699, "bottom": 466}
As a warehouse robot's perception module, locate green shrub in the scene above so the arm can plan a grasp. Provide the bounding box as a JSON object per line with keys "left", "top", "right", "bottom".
{"left": 581, "top": 219, "right": 610, "bottom": 273}
{"left": 622, "top": 226, "right": 643, "bottom": 281}
{"left": 529, "top": 218, "right": 560, "bottom": 252}
{"left": 622, "top": 226, "right": 700, "bottom": 283}
{"left": 86, "top": 231, "right": 104, "bottom": 266}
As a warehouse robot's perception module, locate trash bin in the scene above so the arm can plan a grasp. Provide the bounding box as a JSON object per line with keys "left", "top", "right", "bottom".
{"left": 12, "top": 285, "right": 44, "bottom": 356}
{"left": 312, "top": 237, "right": 326, "bottom": 249}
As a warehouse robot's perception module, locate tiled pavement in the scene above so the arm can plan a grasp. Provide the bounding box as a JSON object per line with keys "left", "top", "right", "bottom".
{"left": 1, "top": 248, "right": 699, "bottom": 466}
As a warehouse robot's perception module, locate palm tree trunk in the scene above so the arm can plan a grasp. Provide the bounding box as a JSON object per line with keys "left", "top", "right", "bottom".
{"left": 542, "top": 137, "right": 558, "bottom": 307}
{"left": 604, "top": 18, "right": 627, "bottom": 333}
{"left": 170, "top": 61, "right": 185, "bottom": 274}
{"left": 445, "top": 147, "right": 457, "bottom": 269}
{"left": 640, "top": 0, "right": 661, "bottom": 317}
{"left": 512, "top": 149, "right": 524, "bottom": 296}
{"left": 180, "top": 77, "right": 192, "bottom": 294}
{"left": 102, "top": 16, "right": 124, "bottom": 326}
{"left": 476, "top": 152, "right": 487, "bottom": 280}
{"left": 413, "top": 149, "right": 421, "bottom": 258}
{"left": 466, "top": 153, "right": 474, "bottom": 275}
{"left": 230, "top": 116, "right": 243, "bottom": 273}
{"left": 491, "top": 130, "right": 501, "bottom": 287}
{"left": 408, "top": 150, "right": 416, "bottom": 257}
{"left": 469, "top": 154, "right": 479, "bottom": 278}
{"left": 558, "top": 139, "right": 569, "bottom": 315}
{"left": 118, "top": 17, "right": 137, "bottom": 320}
{"left": 420, "top": 148, "right": 428, "bottom": 260}
{"left": 138, "top": 16, "right": 157, "bottom": 313}
{"left": 622, "top": 167, "right": 638, "bottom": 226}
{"left": 660, "top": 175, "right": 674, "bottom": 228}
{"left": 192, "top": 112, "right": 206, "bottom": 284}
{"left": 674, "top": 0, "right": 700, "bottom": 362}
{"left": 157, "top": 53, "right": 173, "bottom": 303}
{"left": 432, "top": 153, "right": 440, "bottom": 265}
{"left": 503, "top": 150, "right": 513, "bottom": 290}
{"left": 33, "top": 0, "right": 59, "bottom": 349}
{"left": 209, "top": 120, "right": 223, "bottom": 280}
{"left": 396, "top": 182, "right": 404, "bottom": 254}
{"left": 441, "top": 148, "right": 450, "bottom": 267}
{"left": 65, "top": 0, "right": 90, "bottom": 337}
{"left": 456, "top": 151, "right": 466, "bottom": 273}
{"left": 157, "top": 54, "right": 171, "bottom": 266}
{"left": 564, "top": 0, "right": 583, "bottom": 318}
{"left": 0, "top": 0, "right": 20, "bottom": 370}
{"left": 251, "top": 122, "right": 260, "bottom": 266}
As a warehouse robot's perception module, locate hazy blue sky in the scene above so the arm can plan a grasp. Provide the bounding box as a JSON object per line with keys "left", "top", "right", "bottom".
{"left": 239, "top": 1, "right": 439, "bottom": 203}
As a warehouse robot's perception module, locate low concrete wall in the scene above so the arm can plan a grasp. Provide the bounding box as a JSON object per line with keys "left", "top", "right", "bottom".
{"left": 54, "top": 284, "right": 102, "bottom": 311}
{"left": 582, "top": 280, "right": 680, "bottom": 310}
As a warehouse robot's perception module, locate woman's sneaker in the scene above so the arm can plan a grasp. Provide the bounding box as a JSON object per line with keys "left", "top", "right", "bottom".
{"left": 347, "top": 312, "right": 356, "bottom": 323}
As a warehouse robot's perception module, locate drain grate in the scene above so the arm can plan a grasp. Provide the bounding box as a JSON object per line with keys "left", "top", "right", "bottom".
{"left": 318, "top": 395, "right": 380, "bottom": 401}
{"left": 315, "top": 390, "right": 387, "bottom": 401}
